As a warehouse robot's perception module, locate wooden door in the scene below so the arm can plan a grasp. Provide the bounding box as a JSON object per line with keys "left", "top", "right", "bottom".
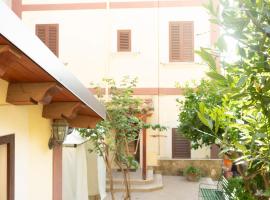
{"left": 210, "top": 144, "right": 220, "bottom": 159}
{"left": 172, "top": 128, "right": 191, "bottom": 159}
{"left": 0, "top": 134, "right": 15, "bottom": 200}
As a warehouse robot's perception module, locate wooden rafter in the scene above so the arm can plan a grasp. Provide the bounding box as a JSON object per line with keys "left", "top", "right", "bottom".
{"left": 0, "top": 45, "right": 21, "bottom": 58}
{"left": 6, "top": 82, "right": 62, "bottom": 105}
{"left": 0, "top": 45, "right": 22, "bottom": 77}
{"left": 67, "top": 115, "right": 101, "bottom": 129}
{"left": 42, "top": 102, "right": 85, "bottom": 119}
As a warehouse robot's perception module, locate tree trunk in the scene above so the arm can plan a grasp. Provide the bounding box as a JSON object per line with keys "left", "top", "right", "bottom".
{"left": 115, "top": 160, "right": 131, "bottom": 200}
{"left": 262, "top": 172, "right": 270, "bottom": 190}
{"left": 104, "top": 154, "right": 115, "bottom": 200}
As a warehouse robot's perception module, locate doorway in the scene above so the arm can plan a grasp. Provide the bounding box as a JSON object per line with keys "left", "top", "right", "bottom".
{"left": 210, "top": 144, "right": 220, "bottom": 159}
{"left": 0, "top": 134, "right": 15, "bottom": 200}
{"left": 128, "top": 133, "right": 140, "bottom": 167}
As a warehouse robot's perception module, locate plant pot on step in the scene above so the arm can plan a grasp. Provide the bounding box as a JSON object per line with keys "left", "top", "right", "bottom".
{"left": 186, "top": 173, "right": 200, "bottom": 182}
{"left": 183, "top": 166, "right": 201, "bottom": 182}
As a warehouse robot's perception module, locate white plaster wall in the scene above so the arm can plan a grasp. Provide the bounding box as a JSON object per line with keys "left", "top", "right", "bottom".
{"left": 191, "top": 145, "right": 210, "bottom": 159}
{"left": 23, "top": 0, "right": 105, "bottom": 4}
{"left": 22, "top": 6, "right": 210, "bottom": 87}
{"left": 22, "top": 10, "right": 108, "bottom": 86}
{"left": 1, "top": 0, "right": 11, "bottom": 7}
{"left": 22, "top": 0, "right": 162, "bottom": 4}
{"left": 21, "top": 5, "right": 212, "bottom": 163}
{"left": 143, "top": 95, "right": 211, "bottom": 165}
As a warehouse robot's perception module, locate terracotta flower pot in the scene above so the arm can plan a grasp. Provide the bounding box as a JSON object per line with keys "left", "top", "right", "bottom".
{"left": 186, "top": 173, "right": 200, "bottom": 182}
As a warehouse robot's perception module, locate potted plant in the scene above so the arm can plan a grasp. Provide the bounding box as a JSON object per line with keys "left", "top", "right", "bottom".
{"left": 184, "top": 166, "right": 201, "bottom": 182}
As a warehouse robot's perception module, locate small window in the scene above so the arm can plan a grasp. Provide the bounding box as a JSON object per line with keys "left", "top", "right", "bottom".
{"left": 169, "top": 21, "right": 194, "bottom": 62}
{"left": 36, "top": 24, "right": 59, "bottom": 56}
{"left": 117, "top": 30, "right": 131, "bottom": 52}
{"left": 172, "top": 128, "right": 191, "bottom": 159}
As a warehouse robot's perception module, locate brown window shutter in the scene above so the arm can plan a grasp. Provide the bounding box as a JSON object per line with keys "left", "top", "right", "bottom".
{"left": 172, "top": 128, "right": 191, "bottom": 159}
{"left": 169, "top": 22, "right": 194, "bottom": 62}
{"left": 47, "top": 25, "right": 59, "bottom": 57}
{"left": 35, "top": 24, "right": 47, "bottom": 44}
{"left": 36, "top": 24, "right": 59, "bottom": 57}
{"left": 117, "top": 30, "right": 131, "bottom": 52}
{"left": 169, "top": 22, "right": 181, "bottom": 61}
{"left": 181, "top": 22, "right": 194, "bottom": 62}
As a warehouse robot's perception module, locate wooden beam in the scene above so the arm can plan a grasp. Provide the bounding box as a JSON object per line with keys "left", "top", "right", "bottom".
{"left": 0, "top": 45, "right": 22, "bottom": 77}
{"left": 67, "top": 115, "right": 101, "bottom": 128}
{"left": 0, "top": 45, "right": 21, "bottom": 58}
{"left": 53, "top": 145, "right": 62, "bottom": 200}
{"left": 42, "top": 102, "right": 85, "bottom": 119}
{"left": 6, "top": 82, "right": 62, "bottom": 105}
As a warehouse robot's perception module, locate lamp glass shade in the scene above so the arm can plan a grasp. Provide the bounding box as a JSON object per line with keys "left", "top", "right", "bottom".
{"left": 52, "top": 119, "right": 69, "bottom": 142}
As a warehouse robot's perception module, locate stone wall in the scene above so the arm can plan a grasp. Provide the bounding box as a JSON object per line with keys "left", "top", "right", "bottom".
{"left": 155, "top": 159, "right": 223, "bottom": 180}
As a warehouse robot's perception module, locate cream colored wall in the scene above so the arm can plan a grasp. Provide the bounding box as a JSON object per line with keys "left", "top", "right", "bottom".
{"left": 0, "top": 79, "right": 52, "bottom": 200}
{"left": 1, "top": 0, "right": 11, "bottom": 7}
{"left": 85, "top": 141, "right": 100, "bottom": 196}
{"left": 191, "top": 145, "right": 210, "bottom": 159}
{"left": 22, "top": 0, "right": 168, "bottom": 4}
{"left": 0, "top": 144, "right": 7, "bottom": 200}
{"left": 22, "top": 10, "right": 108, "bottom": 86}
{"left": 21, "top": 5, "right": 212, "bottom": 164}
{"left": 27, "top": 106, "right": 52, "bottom": 200}
{"left": 22, "top": 6, "right": 209, "bottom": 87}
{"left": 23, "top": 0, "right": 106, "bottom": 4}
{"left": 142, "top": 95, "right": 210, "bottom": 166}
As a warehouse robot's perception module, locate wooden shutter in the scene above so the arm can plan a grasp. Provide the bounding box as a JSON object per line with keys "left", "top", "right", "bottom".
{"left": 117, "top": 30, "right": 131, "bottom": 52}
{"left": 169, "top": 22, "right": 194, "bottom": 62}
{"left": 36, "top": 24, "right": 59, "bottom": 56}
{"left": 172, "top": 128, "right": 191, "bottom": 159}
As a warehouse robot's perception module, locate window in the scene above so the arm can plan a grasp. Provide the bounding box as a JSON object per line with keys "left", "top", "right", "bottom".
{"left": 117, "top": 30, "right": 131, "bottom": 52}
{"left": 169, "top": 21, "right": 194, "bottom": 62}
{"left": 172, "top": 128, "right": 191, "bottom": 158}
{"left": 36, "top": 24, "right": 59, "bottom": 56}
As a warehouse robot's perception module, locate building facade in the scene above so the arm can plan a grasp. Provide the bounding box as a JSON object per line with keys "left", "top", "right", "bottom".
{"left": 5, "top": 0, "right": 219, "bottom": 169}
{"left": 0, "top": 2, "right": 105, "bottom": 200}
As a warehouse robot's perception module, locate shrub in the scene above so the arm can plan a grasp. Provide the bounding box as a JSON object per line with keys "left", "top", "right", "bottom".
{"left": 227, "top": 177, "right": 255, "bottom": 200}
{"left": 183, "top": 166, "right": 201, "bottom": 176}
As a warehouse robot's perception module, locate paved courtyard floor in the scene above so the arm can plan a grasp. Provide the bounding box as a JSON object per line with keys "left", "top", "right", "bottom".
{"left": 105, "top": 176, "right": 212, "bottom": 200}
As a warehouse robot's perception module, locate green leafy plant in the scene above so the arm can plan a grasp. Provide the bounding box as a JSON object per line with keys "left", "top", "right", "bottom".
{"left": 177, "top": 80, "right": 222, "bottom": 149}
{"left": 78, "top": 77, "right": 166, "bottom": 200}
{"left": 178, "top": 0, "right": 270, "bottom": 198}
{"left": 184, "top": 166, "right": 202, "bottom": 182}
{"left": 227, "top": 177, "right": 255, "bottom": 200}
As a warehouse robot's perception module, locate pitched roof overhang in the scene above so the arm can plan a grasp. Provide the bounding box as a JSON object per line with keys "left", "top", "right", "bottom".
{"left": 0, "top": 2, "right": 106, "bottom": 128}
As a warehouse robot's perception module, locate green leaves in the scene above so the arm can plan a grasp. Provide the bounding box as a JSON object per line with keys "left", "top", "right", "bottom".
{"left": 180, "top": 0, "right": 270, "bottom": 196}
{"left": 196, "top": 48, "right": 217, "bottom": 71}
{"left": 79, "top": 77, "right": 165, "bottom": 175}
{"left": 206, "top": 71, "right": 227, "bottom": 83}
{"left": 198, "top": 103, "right": 213, "bottom": 130}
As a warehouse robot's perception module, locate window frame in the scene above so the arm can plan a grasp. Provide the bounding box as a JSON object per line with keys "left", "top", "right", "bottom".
{"left": 35, "top": 24, "right": 59, "bottom": 57}
{"left": 169, "top": 21, "right": 194, "bottom": 62}
{"left": 171, "top": 128, "right": 191, "bottom": 159}
{"left": 117, "top": 29, "right": 131, "bottom": 52}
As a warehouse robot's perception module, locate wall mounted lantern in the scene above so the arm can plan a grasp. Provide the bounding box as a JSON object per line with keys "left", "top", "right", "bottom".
{"left": 48, "top": 119, "right": 73, "bottom": 149}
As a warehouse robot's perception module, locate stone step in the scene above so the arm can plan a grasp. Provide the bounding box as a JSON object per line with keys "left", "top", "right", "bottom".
{"left": 106, "top": 174, "right": 163, "bottom": 192}
{"left": 107, "top": 169, "right": 154, "bottom": 185}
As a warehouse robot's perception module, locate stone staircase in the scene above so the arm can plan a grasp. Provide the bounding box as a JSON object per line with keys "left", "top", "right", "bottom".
{"left": 106, "top": 169, "right": 163, "bottom": 192}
